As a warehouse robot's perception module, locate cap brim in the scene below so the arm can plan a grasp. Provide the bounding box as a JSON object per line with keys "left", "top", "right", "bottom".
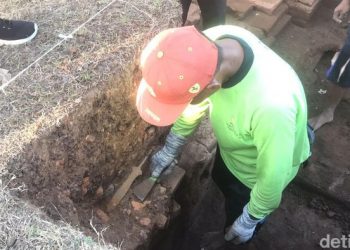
{"left": 136, "top": 79, "right": 189, "bottom": 126}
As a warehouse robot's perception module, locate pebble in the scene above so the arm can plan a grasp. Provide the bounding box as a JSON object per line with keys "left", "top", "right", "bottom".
{"left": 95, "top": 186, "right": 104, "bottom": 198}
{"left": 85, "top": 135, "right": 96, "bottom": 143}
{"left": 6, "top": 236, "right": 16, "bottom": 247}
{"left": 105, "top": 184, "right": 115, "bottom": 197}
{"left": 140, "top": 217, "right": 151, "bottom": 226}
{"left": 95, "top": 208, "right": 110, "bottom": 223}
{"left": 140, "top": 230, "right": 148, "bottom": 240}
{"left": 155, "top": 214, "right": 168, "bottom": 228}
{"left": 327, "top": 210, "right": 336, "bottom": 218}
{"left": 55, "top": 160, "right": 65, "bottom": 168}
{"left": 81, "top": 177, "right": 90, "bottom": 195}
{"left": 145, "top": 126, "right": 156, "bottom": 136}
{"left": 122, "top": 208, "right": 132, "bottom": 215}
{"left": 131, "top": 201, "right": 146, "bottom": 211}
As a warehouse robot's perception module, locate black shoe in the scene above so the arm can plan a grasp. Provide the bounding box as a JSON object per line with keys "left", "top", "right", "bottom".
{"left": 0, "top": 19, "right": 38, "bottom": 45}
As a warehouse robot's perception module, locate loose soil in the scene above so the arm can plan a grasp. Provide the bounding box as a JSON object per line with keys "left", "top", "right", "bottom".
{"left": 5, "top": 81, "right": 172, "bottom": 249}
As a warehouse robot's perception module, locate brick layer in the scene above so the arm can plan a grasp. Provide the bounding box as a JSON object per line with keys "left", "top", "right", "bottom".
{"left": 227, "top": 0, "right": 254, "bottom": 19}
{"left": 251, "top": 0, "right": 284, "bottom": 15}
{"left": 286, "top": 0, "right": 321, "bottom": 20}
{"left": 243, "top": 2, "right": 288, "bottom": 34}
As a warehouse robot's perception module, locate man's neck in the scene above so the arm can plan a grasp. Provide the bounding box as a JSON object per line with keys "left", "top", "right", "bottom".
{"left": 216, "top": 38, "right": 244, "bottom": 83}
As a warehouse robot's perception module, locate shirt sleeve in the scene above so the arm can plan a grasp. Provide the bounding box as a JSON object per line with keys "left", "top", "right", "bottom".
{"left": 171, "top": 100, "right": 210, "bottom": 138}
{"left": 248, "top": 105, "right": 297, "bottom": 219}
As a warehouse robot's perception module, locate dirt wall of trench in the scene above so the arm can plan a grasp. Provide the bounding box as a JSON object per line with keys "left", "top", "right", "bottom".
{"left": 4, "top": 67, "right": 171, "bottom": 248}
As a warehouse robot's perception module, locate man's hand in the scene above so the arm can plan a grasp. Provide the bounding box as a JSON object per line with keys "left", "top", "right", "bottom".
{"left": 150, "top": 131, "right": 187, "bottom": 178}
{"left": 333, "top": 0, "right": 350, "bottom": 23}
{"left": 224, "top": 205, "right": 264, "bottom": 245}
{"left": 150, "top": 149, "right": 176, "bottom": 177}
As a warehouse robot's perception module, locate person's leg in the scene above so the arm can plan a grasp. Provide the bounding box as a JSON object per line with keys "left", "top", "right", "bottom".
{"left": 211, "top": 147, "right": 251, "bottom": 228}
{"left": 201, "top": 147, "right": 251, "bottom": 250}
{"left": 309, "top": 33, "right": 350, "bottom": 131}
{"left": 197, "top": 0, "right": 226, "bottom": 29}
{"left": 201, "top": 147, "right": 264, "bottom": 249}
{"left": 308, "top": 84, "right": 346, "bottom": 131}
{"left": 0, "top": 19, "right": 38, "bottom": 45}
{"left": 179, "top": 0, "right": 193, "bottom": 26}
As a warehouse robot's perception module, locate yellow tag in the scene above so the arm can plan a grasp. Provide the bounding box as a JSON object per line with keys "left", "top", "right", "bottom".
{"left": 189, "top": 83, "right": 200, "bottom": 94}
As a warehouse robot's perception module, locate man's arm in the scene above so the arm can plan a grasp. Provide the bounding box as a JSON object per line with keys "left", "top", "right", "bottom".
{"left": 248, "top": 105, "right": 297, "bottom": 219}
{"left": 150, "top": 100, "right": 210, "bottom": 177}
{"left": 224, "top": 105, "right": 297, "bottom": 244}
{"left": 171, "top": 100, "right": 210, "bottom": 137}
{"left": 333, "top": 0, "right": 350, "bottom": 23}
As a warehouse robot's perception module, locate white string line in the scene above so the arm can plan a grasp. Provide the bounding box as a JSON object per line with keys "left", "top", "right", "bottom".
{"left": 0, "top": 0, "right": 154, "bottom": 94}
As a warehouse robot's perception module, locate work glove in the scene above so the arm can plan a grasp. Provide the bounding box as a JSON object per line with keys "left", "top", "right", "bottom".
{"left": 150, "top": 131, "right": 187, "bottom": 178}
{"left": 224, "top": 204, "right": 265, "bottom": 245}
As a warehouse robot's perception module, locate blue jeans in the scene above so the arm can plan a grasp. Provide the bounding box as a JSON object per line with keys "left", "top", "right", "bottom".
{"left": 326, "top": 28, "right": 350, "bottom": 88}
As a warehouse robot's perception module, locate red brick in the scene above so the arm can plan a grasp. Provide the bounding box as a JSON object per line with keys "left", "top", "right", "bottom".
{"left": 243, "top": 3, "right": 288, "bottom": 34}
{"left": 227, "top": 0, "right": 254, "bottom": 19}
{"left": 250, "top": 0, "right": 283, "bottom": 15}
{"left": 286, "top": 0, "right": 321, "bottom": 20}
{"left": 298, "top": 0, "right": 318, "bottom": 6}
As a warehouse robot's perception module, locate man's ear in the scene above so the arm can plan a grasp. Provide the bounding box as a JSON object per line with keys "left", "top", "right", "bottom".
{"left": 206, "top": 79, "right": 221, "bottom": 91}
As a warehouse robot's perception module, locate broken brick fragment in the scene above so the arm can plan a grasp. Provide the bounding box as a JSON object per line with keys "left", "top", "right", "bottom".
{"left": 81, "top": 177, "right": 90, "bottom": 196}
{"left": 139, "top": 217, "right": 151, "bottom": 226}
{"left": 286, "top": 0, "right": 321, "bottom": 21}
{"left": 243, "top": 3, "right": 288, "bottom": 34}
{"left": 131, "top": 200, "right": 146, "bottom": 211}
{"left": 95, "top": 208, "right": 110, "bottom": 223}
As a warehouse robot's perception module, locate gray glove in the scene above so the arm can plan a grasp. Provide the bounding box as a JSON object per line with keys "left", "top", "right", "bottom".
{"left": 224, "top": 204, "right": 265, "bottom": 245}
{"left": 151, "top": 131, "right": 187, "bottom": 178}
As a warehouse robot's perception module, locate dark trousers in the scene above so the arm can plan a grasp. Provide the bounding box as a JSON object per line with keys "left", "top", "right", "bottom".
{"left": 211, "top": 147, "right": 265, "bottom": 240}
{"left": 211, "top": 147, "right": 252, "bottom": 228}
{"left": 179, "top": 0, "right": 226, "bottom": 29}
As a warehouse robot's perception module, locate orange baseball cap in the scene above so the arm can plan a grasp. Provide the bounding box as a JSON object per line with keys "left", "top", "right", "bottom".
{"left": 136, "top": 26, "right": 218, "bottom": 126}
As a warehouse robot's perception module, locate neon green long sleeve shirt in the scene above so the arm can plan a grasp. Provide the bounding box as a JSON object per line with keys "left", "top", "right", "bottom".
{"left": 171, "top": 25, "right": 310, "bottom": 219}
